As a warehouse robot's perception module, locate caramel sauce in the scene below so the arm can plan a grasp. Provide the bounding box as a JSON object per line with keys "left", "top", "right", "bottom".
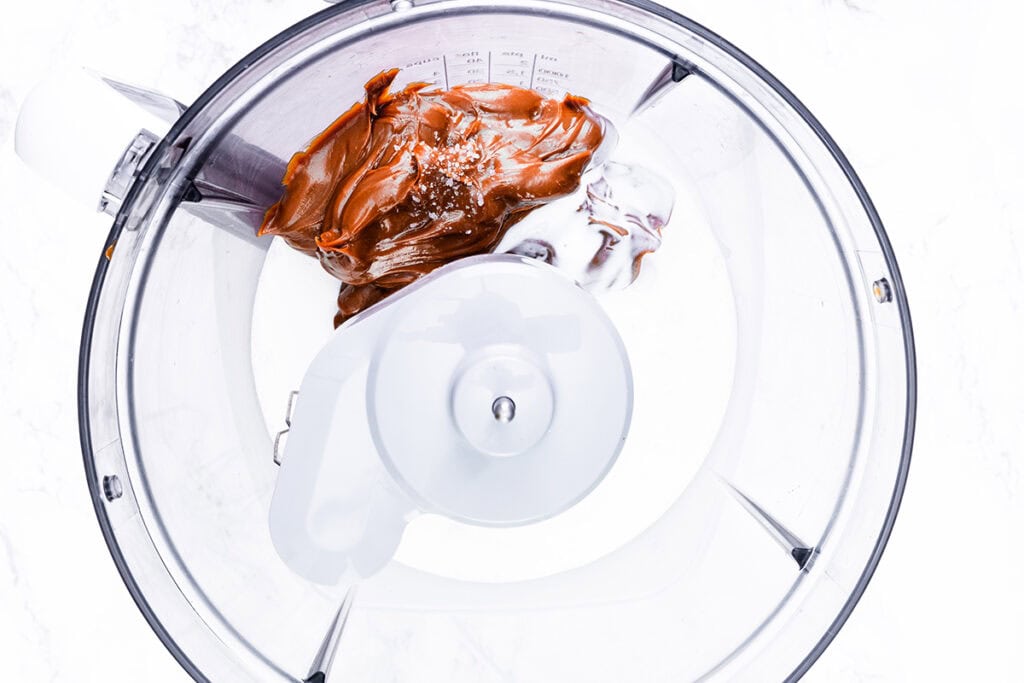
{"left": 258, "top": 69, "right": 605, "bottom": 325}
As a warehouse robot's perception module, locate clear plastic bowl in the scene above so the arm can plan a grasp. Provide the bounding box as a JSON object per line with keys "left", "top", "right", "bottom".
{"left": 79, "top": 0, "right": 915, "bottom": 681}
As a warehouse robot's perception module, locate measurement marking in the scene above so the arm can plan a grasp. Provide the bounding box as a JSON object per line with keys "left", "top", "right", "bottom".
{"left": 442, "top": 55, "right": 450, "bottom": 90}
{"left": 529, "top": 54, "right": 538, "bottom": 89}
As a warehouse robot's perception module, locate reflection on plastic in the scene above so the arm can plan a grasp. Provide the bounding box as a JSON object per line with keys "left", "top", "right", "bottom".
{"left": 498, "top": 161, "right": 674, "bottom": 291}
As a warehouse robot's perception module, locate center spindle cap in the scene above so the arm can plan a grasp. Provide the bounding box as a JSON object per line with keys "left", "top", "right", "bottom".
{"left": 451, "top": 349, "right": 554, "bottom": 457}
{"left": 368, "top": 255, "right": 633, "bottom": 525}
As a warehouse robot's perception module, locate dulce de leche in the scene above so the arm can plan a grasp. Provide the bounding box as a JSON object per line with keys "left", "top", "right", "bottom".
{"left": 258, "top": 69, "right": 606, "bottom": 325}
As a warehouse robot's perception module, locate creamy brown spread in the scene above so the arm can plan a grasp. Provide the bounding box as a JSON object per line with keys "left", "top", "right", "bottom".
{"left": 258, "top": 69, "right": 605, "bottom": 325}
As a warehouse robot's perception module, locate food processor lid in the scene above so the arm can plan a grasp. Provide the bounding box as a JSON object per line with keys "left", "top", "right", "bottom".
{"left": 270, "top": 254, "right": 633, "bottom": 585}
{"left": 22, "top": 0, "right": 916, "bottom": 681}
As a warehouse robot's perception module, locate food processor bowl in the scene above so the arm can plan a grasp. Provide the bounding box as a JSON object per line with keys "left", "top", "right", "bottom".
{"left": 55, "top": 0, "right": 916, "bottom": 680}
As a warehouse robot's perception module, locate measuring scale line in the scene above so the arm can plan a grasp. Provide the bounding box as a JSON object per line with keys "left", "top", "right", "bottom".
{"left": 418, "top": 51, "right": 566, "bottom": 92}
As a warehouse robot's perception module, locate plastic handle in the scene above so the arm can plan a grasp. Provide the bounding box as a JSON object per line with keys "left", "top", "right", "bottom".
{"left": 269, "top": 310, "right": 415, "bottom": 586}
{"left": 14, "top": 67, "right": 172, "bottom": 210}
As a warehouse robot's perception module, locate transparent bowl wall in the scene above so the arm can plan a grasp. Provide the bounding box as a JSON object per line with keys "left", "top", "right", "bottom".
{"left": 81, "top": 1, "right": 914, "bottom": 681}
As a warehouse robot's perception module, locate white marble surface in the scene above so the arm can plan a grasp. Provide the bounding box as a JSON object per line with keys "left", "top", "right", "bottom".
{"left": 1, "top": 0, "right": 1022, "bottom": 680}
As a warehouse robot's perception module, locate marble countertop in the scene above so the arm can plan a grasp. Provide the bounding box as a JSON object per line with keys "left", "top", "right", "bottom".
{"left": 1, "top": 0, "right": 1021, "bottom": 680}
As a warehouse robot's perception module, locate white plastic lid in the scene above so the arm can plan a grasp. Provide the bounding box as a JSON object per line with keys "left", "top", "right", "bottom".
{"left": 269, "top": 255, "right": 633, "bottom": 585}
